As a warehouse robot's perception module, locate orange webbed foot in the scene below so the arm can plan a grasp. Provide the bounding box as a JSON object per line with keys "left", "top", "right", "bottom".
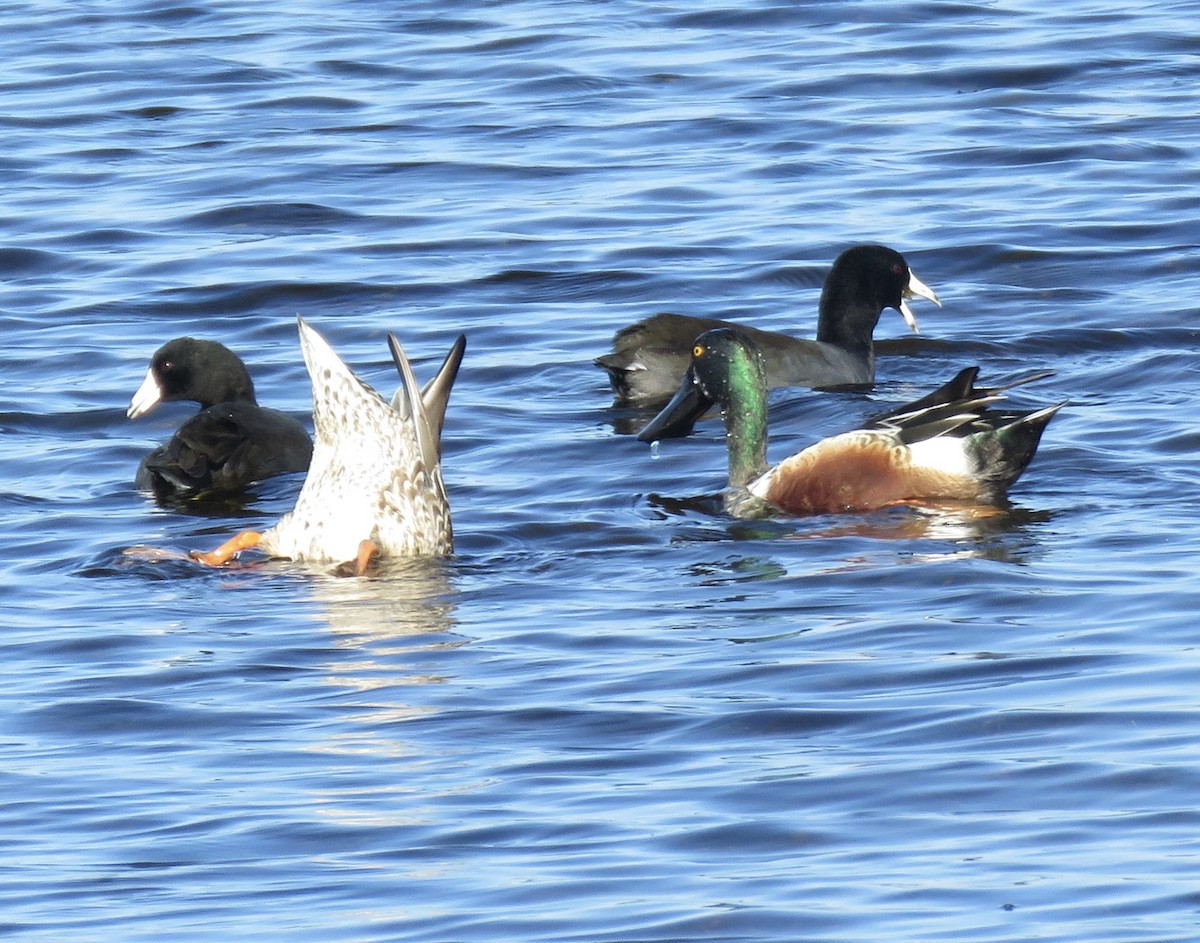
{"left": 190, "top": 530, "right": 264, "bottom": 567}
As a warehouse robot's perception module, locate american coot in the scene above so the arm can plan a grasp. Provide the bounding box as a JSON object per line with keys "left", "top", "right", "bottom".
{"left": 637, "top": 328, "right": 1062, "bottom": 518}
{"left": 596, "top": 244, "right": 941, "bottom": 406}
{"left": 192, "top": 317, "right": 466, "bottom": 575}
{"left": 128, "top": 337, "right": 313, "bottom": 497}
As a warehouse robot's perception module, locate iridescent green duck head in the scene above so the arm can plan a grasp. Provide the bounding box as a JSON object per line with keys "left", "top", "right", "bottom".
{"left": 638, "top": 328, "right": 770, "bottom": 489}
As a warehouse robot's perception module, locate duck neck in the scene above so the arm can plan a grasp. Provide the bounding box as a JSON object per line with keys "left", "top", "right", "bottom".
{"left": 722, "top": 359, "right": 770, "bottom": 490}
{"left": 211, "top": 367, "right": 256, "bottom": 407}
{"left": 814, "top": 282, "right": 881, "bottom": 357}
{"left": 194, "top": 359, "right": 257, "bottom": 408}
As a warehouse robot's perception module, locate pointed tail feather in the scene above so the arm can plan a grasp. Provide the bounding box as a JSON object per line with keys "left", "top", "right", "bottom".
{"left": 386, "top": 332, "right": 439, "bottom": 475}
{"left": 297, "top": 316, "right": 378, "bottom": 433}
{"left": 997, "top": 402, "right": 1065, "bottom": 464}
{"left": 976, "top": 401, "right": 1065, "bottom": 497}
{"left": 418, "top": 334, "right": 466, "bottom": 446}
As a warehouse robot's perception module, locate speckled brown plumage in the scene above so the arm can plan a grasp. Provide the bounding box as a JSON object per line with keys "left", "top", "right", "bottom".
{"left": 261, "top": 318, "right": 464, "bottom": 564}
{"left": 193, "top": 318, "right": 465, "bottom": 572}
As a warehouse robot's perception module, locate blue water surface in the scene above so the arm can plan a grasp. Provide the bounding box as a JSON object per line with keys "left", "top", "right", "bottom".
{"left": 3, "top": 2, "right": 1200, "bottom": 941}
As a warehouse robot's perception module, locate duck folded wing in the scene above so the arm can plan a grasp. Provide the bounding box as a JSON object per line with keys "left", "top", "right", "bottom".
{"left": 135, "top": 402, "right": 311, "bottom": 495}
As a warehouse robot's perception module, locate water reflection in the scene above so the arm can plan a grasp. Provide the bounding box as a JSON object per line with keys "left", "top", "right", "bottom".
{"left": 299, "top": 558, "right": 468, "bottom": 836}
{"left": 647, "top": 490, "right": 1053, "bottom": 565}
{"left": 305, "top": 556, "right": 460, "bottom": 653}
{"left": 131, "top": 472, "right": 307, "bottom": 520}
{"left": 784, "top": 501, "right": 1054, "bottom": 549}
{"left": 304, "top": 556, "right": 461, "bottom": 752}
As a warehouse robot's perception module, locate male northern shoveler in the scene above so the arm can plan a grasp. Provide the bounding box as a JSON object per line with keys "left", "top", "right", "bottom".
{"left": 637, "top": 328, "right": 1062, "bottom": 517}
{"left": 128, "top": 336, "right": 313, "bottom": 497}
{"left": 191, "top": 317, "right": 465, "bottom": 574}
{"left": 596, "top": 244, "right": 941, "bottom": 406}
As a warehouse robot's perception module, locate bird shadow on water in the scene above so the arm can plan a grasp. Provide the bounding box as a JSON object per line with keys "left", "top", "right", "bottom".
{"left": 134, "top": 471, "right": 306, "bottom": 520}
{"left": 80, "top": 540, "right": 463, "bottom": 592}
{"left": 78, "top": 543, "right": 229, "bottom": 581}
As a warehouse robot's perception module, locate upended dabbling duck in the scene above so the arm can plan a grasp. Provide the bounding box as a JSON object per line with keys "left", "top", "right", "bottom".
{"left": 637, "top": 328, "right": 1063, "bottom": 518}
{"left": 192, "top": 317, "right": 465, "bottom": 575}
{"left": 596, "top": 244, "right": 941, "bottom": 406}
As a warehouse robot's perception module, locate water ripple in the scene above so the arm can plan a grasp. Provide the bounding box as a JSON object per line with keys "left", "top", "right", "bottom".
{"left": 3, "top": 1, "right": 1200, "bottom": 941}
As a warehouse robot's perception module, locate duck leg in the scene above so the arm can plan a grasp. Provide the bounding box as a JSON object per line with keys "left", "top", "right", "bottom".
{"left": 355, "top": 539, "right": 378, "bottom": 575}
{"left": 332, "top": 539, "right": 379, "bottom": 577}
{"left": 190, "top": 530, "right": 263, "bottom": 566}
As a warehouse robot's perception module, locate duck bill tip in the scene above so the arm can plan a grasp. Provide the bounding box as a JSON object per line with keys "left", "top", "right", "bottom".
{"left": 898, "top": 268, "right": 941, "bottom": 334}
{"left": 127, "top": 368, "right": 162, "bottom": 419}
{"left": 636, "top": 376, "right": 711, "bottom": 442}
{"left": 905, "top": 269, "right": 942, "bottom": 307}
{"left": 898, "top": 299, "right": 922, "bottom": 335}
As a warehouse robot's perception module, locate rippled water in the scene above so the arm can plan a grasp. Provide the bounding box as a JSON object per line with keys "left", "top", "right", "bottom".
{"left": 4, "top": 2, "right": 1200, "bottom": 940}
